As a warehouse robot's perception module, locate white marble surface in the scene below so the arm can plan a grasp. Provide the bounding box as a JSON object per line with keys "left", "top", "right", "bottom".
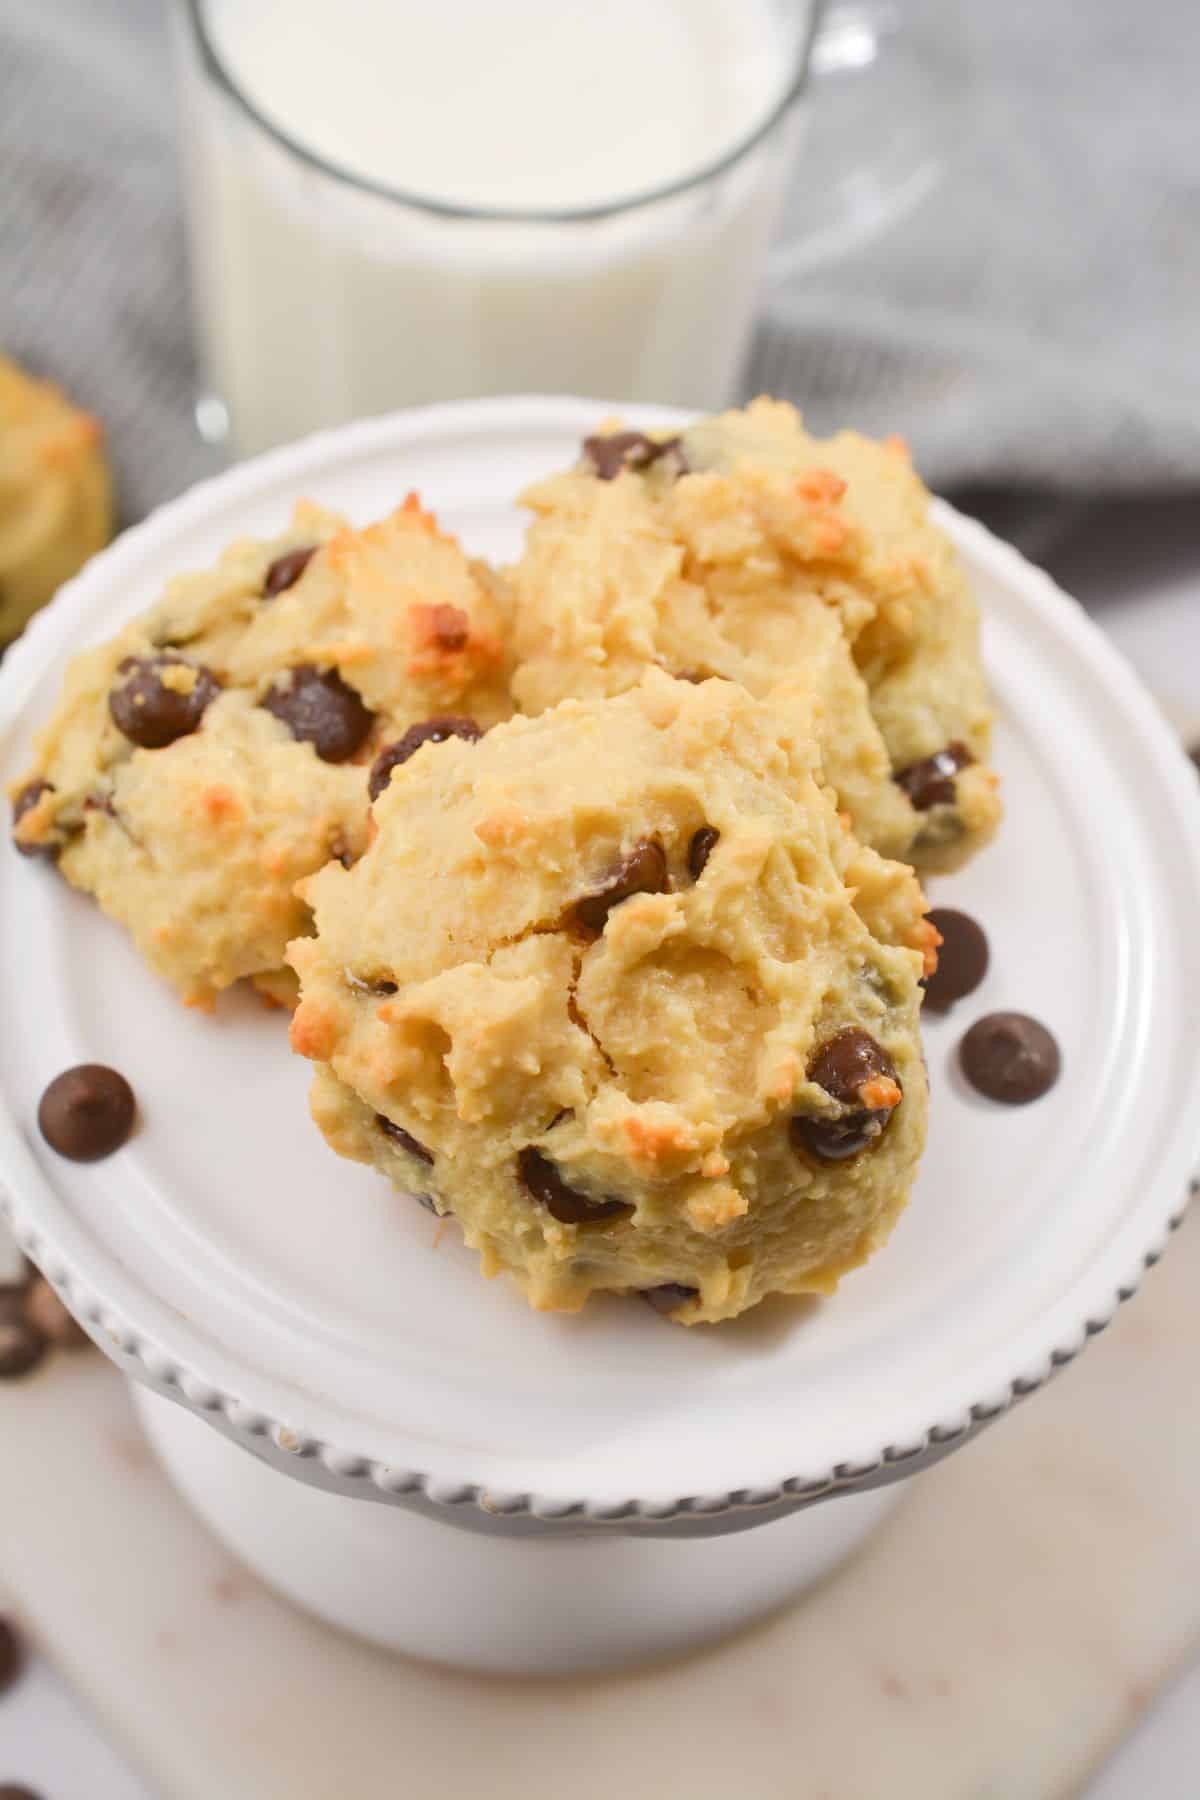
{"left": 0, "top": 498, "right": 1196, "bottom": 1797}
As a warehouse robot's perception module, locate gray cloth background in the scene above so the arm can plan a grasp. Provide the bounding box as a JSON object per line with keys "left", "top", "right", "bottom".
{"left": 3, "top": 0, "right": 1197, "bottom": 525}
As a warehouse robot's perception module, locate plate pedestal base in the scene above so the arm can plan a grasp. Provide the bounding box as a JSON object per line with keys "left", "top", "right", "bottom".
{"left": 134, "top": 1386, "right": 905, "bottom": 1676}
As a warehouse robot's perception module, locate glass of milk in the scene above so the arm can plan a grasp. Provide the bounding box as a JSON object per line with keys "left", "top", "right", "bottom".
{"left": 174, "top": 0, "right": 817, "bottom": 458}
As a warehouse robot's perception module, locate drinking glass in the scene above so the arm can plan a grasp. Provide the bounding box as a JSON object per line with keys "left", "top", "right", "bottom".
{"left": 173, "top": 0, "right": 962, "bottom": 459}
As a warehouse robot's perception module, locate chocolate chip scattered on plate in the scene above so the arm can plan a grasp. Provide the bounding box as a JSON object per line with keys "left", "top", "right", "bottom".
{"left": 959, "top": 1011, "right": 1061, "bottom": 1104}
{"left": 38, "top": 1064, "right": 135, "bottom": 1161}
{"left": 923, "top": 908, "right": 989, "bottom": 1013}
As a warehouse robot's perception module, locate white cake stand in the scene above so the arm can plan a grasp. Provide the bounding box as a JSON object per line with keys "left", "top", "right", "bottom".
{"left": 2, "top": 399, "right": 1197, "bottom": 1676}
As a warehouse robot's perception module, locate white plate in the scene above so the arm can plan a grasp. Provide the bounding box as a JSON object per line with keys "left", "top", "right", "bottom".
{"left": 1, "top": 397, "right": 1198, "bottom": 1527}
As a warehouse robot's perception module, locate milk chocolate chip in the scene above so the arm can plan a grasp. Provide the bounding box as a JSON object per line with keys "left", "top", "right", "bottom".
{"left": 894, "top": 741, "right": 974, "bottom": 810}
{"left": 368, "top": 716, "right": 481, "bottom": 802}
{"left": 10, "top": 779, "right": 56, "bottom": 859}
{"left": 377, "top": 1114, "right": 434, "bottom": 1165}
{"left": 960, "top": 1012, "right": 1060, "bottom": 1104}
{"left": 583, "top": 431, "right": 687, "bottom": 481}
{"left": 261, "top": 665, "right": 374, "bottom": 762}
{"left": 688, "top": 826, "right": 719, "bottom": 881}
{"left": 792, "top": 1028, "right": 900, "bottom": 1162}
{"left": 922, "top": 909, "right": 989, "bottom": 1013}
{"left": 574, "top": 839, "right": 668, "bottom": 934}
{"left": 262, "top": 543, "right": 317, "bottom": 597}
{"left": 37, "top": 1064, "right": 135, "bottom": 1161}
{"left": 109, "top": 654, "right": 220, "bottom": 749}
{"left": 518, "top": 1147, "right": 632, "bottom": 1225}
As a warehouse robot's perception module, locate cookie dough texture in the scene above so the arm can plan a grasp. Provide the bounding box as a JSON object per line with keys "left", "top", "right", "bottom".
{"left": 0, "top": 356, "right": 113, "bottom": 645}
{"left": 11, "top": 495, "right": 510, "bottom": 1006}
{"left": 288, "top": 671, "right": 931, "bottom": 1325}
{"left": 511, "top": 398, "right": 1000, "bottom": 870}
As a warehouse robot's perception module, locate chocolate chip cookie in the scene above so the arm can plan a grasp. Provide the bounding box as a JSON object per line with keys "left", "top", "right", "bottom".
{"left": 513, "top": 399, "right": 1001, "bottom": 870}
{"left": 0, "top": 355, "right": 113, "bottom": 645}
{"left": 287, "top": 670, "right": 931, "bottom": 1324}
{"left": 10, "top": 495, "right": 511, "bottom": 1006}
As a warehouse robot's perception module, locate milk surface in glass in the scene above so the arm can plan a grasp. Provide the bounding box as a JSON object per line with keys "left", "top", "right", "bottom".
{"left": 178, "top": 0, "right": 803, "bottom": 455}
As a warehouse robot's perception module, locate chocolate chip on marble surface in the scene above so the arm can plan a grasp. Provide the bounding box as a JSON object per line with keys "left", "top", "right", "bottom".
{"left": 109, "top": 654, "right": 220, "bottom": 749}
{"left": 582, "top": 431, "right": 687, "bottom": 481}
{"left": 792, "top": 1028, "right": 900, "bottom": 1163}
{"left": 0, "top": 1787, "right": 44, "bottom": 1800}
{"left": 517, "top": 1147, "right": 632, "bottom": 1226}
{"left": 687, "top": 826, "right": 719, "bottom": 881}
{"left": 10, "top": 779, "right": 56, "bottom": 858}
{"left": 922, "top": 908, "right": 990, "bottom": 1013}
{"left": 261, "top": 665, "right": 374, "bottom": 762}
{"left": 368, "top": 716, "right": 481, "bottom": 802}
{"left": 37, "top": 1064, "right": 135, "bottom": 1162}
{"left": 894, "top": 741, "right": 974, "bottom": 810}
{"left": 0, "top": 1617, "right": 22, "bottom": 1695}
{"left": 262, "top": 543, "right": 317, "bottom": 598}
{"left": 959, "top": 1011, "right": 1061, "bottom": 1104}
{"left": 574, "top": 839, "right": 669, "bottom": 934}
{"left": 641, "top": 1283, "right": 698, "bottom": 1316}
{"left": 377, "top": 1114, "right": 434, "bottom": 1165}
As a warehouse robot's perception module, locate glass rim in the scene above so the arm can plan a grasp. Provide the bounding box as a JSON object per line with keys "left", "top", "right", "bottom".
{"left": 183, "top": 0, "right": 820, "bottom": 225}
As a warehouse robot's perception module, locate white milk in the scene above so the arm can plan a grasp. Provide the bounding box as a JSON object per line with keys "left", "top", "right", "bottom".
{"left": 176, "top": 0, "right": 804, "bottom": 456}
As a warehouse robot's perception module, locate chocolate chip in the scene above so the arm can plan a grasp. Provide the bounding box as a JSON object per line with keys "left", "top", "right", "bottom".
{"left": 368, "top": 716, "right": 481, "bottom": 802}
{"left": 641, "top": 1283, "right": 698, "bottom": 1316}
{"left": 518, "top": 1147, "right": 632, "bottom": 1226}
{"left": 37, "top": 1064, "right": 135, "bottom": 1161}
{"left": 959, "top": 1012, "right": 1060, "bottom": 1104}
{"left": 923, "top": 909, "right": 989, "bottom": 1013}
{"left": 574, "top": 839, "right": 669, "bottom": 935}
{"left": 347, "top": 972, "right": 398, "bottom": 997}
{"left": 894, "top": 741, "right": 974, "bottom": 810}
{"left": 0, "top": 1617, "right": 22, "bottom": 1694}
{"left": 377, "top": 1114, "right": 434, "bottom": 1165}
{"left": 109, "top": 654, "right": 220, "bottom": 750}
{"left": 688, "top": 826, "right": 719, "bottom": 881}
{"left": 1190, "top": 743, "right": 1200, "bottom": 775}
{"left": 10, "top": 779, "right": 57, "bottom": 859}
{"left": 83, "top": 791, "right": 116, "bottom": 817}
{"left": 262, "top": 543, "right": 317, "bottom": 598}
{"left": 582, "top": 431, "right": 687, "bottom": 481}
{"left": 0, "top": 1788, "right": 44, "bottom": 1800}
{"left": 261, "top": 665, "right": 374, "bottom": 762}
{"left": 0, "top": 1291, "right": 46, "bottom": 1381}
{"left": 792, "top": 1028, "right": 900, "bottom": 1162}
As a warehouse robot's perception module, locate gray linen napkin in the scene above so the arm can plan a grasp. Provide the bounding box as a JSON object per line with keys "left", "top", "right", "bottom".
{"left": 2, "top": 0, "right": 1197, "bottom": 524}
